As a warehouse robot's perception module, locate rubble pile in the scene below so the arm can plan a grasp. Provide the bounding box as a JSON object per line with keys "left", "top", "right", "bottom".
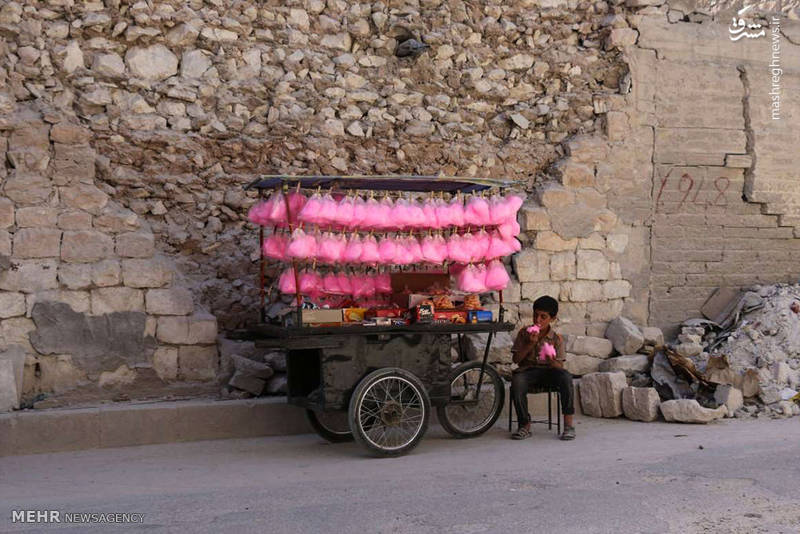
{"left": 218, "top": 337, "right": 287, "bottom": 398}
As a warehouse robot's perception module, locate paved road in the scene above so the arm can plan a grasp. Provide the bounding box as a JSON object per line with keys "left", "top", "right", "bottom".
{"left": 1, "top": 416, "right": 799, "bottom": 534}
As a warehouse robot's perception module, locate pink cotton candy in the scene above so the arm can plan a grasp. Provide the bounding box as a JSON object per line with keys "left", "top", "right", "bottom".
{"left": 336, "top": 272, "right": 353, "bottom": 295}
{"left": 421, "top": 234, "right": 447, "bottom": 263}
{"left": 247, "top": 201, "right": 269, "bottom": 226}
{"left": 378, "top": 236, "right": 397, "bottom": 264}
{"left": 343, "top": 234, "right": 363, "bottom": 263}
{"left": 317, "top": 232, "right": 345, "bottom": 264}
{"left": 458, "top": 264, "right": 488, "bottom": 293}
{"left": 422, "top": 199, "right": 441, "bottom": 229}
{"left": 287, "top": 228, "right": 317, "bottom": 259}
{"left": 488, "top": 193, "right": 510, "bottom": 225}
{"left": 362, "top": 197, "right": 383, "bottom": 229}
{"left": 360, "top": 235, "right": 381, "bottom": 264}
{"left": 299, "top": 270, "right": 322, "bottom": 299}
{"left": 405, "top": 236, "right": 422, "bottom": 264}
{"left": 374, "top": 197, "right": 395, "bottom": 230}
{"left": 391, "top": 198, "right": 412, "bottom": 230}
{"left": 526, "top": 325, "right": 540, "bottom": 335}
{"left": 447, "top": 233, "right": 472, "bottom": 264}
{"left": 392, "top": 237, "right": 411, "bottom": 265}
{"left": 434, "top": 197, "right": 451, "bottom": 228}
{"left": 485, "top": 260, "right": 510, "bottom": 291}
{"left": 449, "top": 196, "right": 465, "bottom": 227}
{"left": 497, "top": 219, "right": 521, "bottom": 239}
{"left": 375, "top": 272, "right": 392, "bottom": 293}
{"left": 298, "top": 192, "right": 323, "bottom": 225}
{"left": 465, "top": 195, "right": 492, "bottom": 227}
{"left": 486, "top": 232, "right": 520, "bottom": 259}
{"left": 472, "top": 229, "right": 491, "bottom": 262}
{"left": 505, "top": 194, "right": 524, "bottom": 220}
{"left": 286, "top": 191, "right": 307, "bottom": 224}
{"left": 334, "top": 196, "right": 356, "bottom": 227}
{"left": 406, "top": 200, "right": 425, "bottom": 228}
{"left": 322, "top": 273, "right": 342, "bottom": 295}
{"left": 266, "top": 191, "right": 287, "bottom": 224}
{"left": 262, "top": 233, "right": 287, "bottom": 260}
{"left": 353, "top": 274, "right": 375, "bottom": 298}
{"left": 539, "top": 342, "right": 557, "bottom": 361}
{"left": 350, "top": 196, "right": 368, "bottom": 229}
{"left": 278, "top": 268, "right": 297, "bottom": 294}
{"left": 317, "top": 193, "right": 338, "bottom": 226}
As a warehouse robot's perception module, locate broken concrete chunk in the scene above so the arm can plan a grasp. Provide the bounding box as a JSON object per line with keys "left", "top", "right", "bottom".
{"left": 578, "top": 371, "right": 627, "bottom": 418}
{"left": 564, "top": 353, "right": 603, "bottom": 376}
{"left": 566, "top": 335, "right": 613, "bottom": 358}
{"left": 231, "top": 354, "right": 274, "bottom": 380}
{"left": 228, "top": 370, "right": 266, "bottom": 396}
{"left": 605, "top": 317, "right": 644, "bottom": 354}
{"left": 265, "top": 373, "right": 288, "bottom": 395}
{"left": 659, "top": 399, "right": 727, "bottom": 423}
{"left": 622, "top": 387, "right": 660, "bottom": 422}
{"left": 263, "top": 351, "right": 287, "bottom": 372}
{"left": 714, "top": 385, "right": 743, "bottom": 416}
{"left": 641, "top": 326, "right": 664, "bottom": 347}
{"left": 598, "top": 354, "right": 650, "bottom": 375}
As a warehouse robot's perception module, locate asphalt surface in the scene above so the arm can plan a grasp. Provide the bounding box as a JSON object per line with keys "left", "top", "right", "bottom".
{"left": 1, "top": 416, "right": 799, "bottom": 534}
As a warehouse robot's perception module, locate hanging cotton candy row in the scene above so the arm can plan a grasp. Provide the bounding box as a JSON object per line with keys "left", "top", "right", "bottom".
{"left": 456, "top": 260, "right": 511, "bottom": 292}
{"left": 248, "top": 190, "right": 308, "bottom": 227}
{"left": 278, "top": 269, "right": 392, "bottom": 298}
{"left": 297, "top": 191, "right": 525, "bottom": 231}
{"left": 264, "top": 228, "right": 521, "bottom": 265}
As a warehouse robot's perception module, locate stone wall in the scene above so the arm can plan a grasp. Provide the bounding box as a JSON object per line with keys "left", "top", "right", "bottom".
{"left": 1, "top": 0, "right": 800, "bottom": 404}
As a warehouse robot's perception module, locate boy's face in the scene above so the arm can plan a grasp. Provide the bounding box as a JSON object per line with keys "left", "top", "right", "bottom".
{"left": 533, "top": 309, "right": 554, "bottom": 331}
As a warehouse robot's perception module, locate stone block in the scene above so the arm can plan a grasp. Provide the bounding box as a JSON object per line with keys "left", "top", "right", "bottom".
{"left": 606, "top": 28, "right": 638, "bottom": 49}
{"left": 146, "top": 288, "right": 194, "bottom": 315}
{"left": 577, "top": 250, "right": 610, "bottom": 280}
{"left": 188, "top": 313, "right": 218, "bottom": 344}
{"left": 605, "top": 317, "right": 644, "bottom": 354}
{"left": 61, "top": 231, "right": 114, "bottom": 263}
{"left": 157, "top": 316, "right": 189, "bottom": 344}
{"left": 660, "top": 399, "right": 727, "bottom": 423}
{"left": 1, "top": 317, "right": 35, "bottom": 352}
{"left": 153, "top": 346, "right": 178, "bottom": 381}
{"left": 536, "top": 185, "right": 574, "bottom": 209}
{"left": 520, "top": 204, "right": 550, "bottom": 231}
{"left": 604, "top": 111, "right": 630, "bottom": 141}
{"left": 566, "top": 135, "right": 609, "bottom": 164}
{"left": 598, "top": 354, "right": 650, "bottom": 375}
{"left": 0, "top": 345, "right": 25, "bottom": 408}
{"left": 0, "top": 260, "right": 59, "bottom": 293}
{"left": 58, "top": 263, "right": 92, "bottom": 290}
{"left": 0, "top": 292, "right": 26, "bottom": 318}
{"left": 622, "top": 387, "right": 660, "bottom": 422}
{"left": 178, "top": 345, "right": 218, "bottom": 381}
{"left": 0, "top": 230, "right": 9, "bottom": 256}
{"left": 0, "top": 198, "right": 14, "bottom": 229}
{"left": 126, "top": 44, "right": 179, "bottom": 81}
{"left": 549, "top": 204, "right": 598, "bottom": 240}
{"left": 228, "top": 371, "right": 266, "bottom": 395}
{"left": 714, "top": 385, "right": 743, "bottom": 416}
{"left": 115, "top": 232, "right": 155, "bottom": 258}
{"left": 91, "top": 260, "right": 121, "bottom": 287}
{"left": 3, "top": 172, "right": 52, "bottom": 205}
{"left": 16, "top": 207, "right": 58, "bottom": 228}
{"left": 554, "top": 160, "right": 594, "bottom": 188}
{"left": 231, "top": 354, "right": 274, "bottom": 380}
{"left": 52, "top": 145, "right": 95, "bottom": 185}
{"left": 606, "top": 234, "right": 628, "bottom": 254}
{"left": 90, "top": 287, "right": 144, "bottom": 314}
{"left": 0, "top": 359, "right": 18, "bottom": 412}
{"left": 98, "top": 365, "right": 138, "bottom": 389}
{"left": 50, "top": 123, "right": 92, "bottom": 145}
{"left": 602, "top": 280, "right": 631, "bottom": 299}
{"left": 58, "top": 211, "right": 93, "bottom": 230}
{"left": 535, "top": 231, "right": 578, "bottom": 251}
{"left": 564, "top": 353, "right": 603, "bottom": 376}
{"left": 59, "top": 184, "right": 109, "bottom": 215}
{"left": 521, "top": 282, "right": 561, "bottom": 302}
{"left": 122, "top": 257, "right": 173, "bottom": 288}
{"left": 578, "top": 371, "right": 627, "bottom": 418}
{"left": 94, "top": 206, "right": 140, "bottom": 233}
{"left": 13, "top": 228, "right": 62, "bottom": 258}
{"left": 8, "top": 124, "right": 50, "bottom": 172}
{"left": 26, "top": 290, "right": 91, "bottom": 316}
{"left": 512, "top": 250, "right": 550, "bottom": 282}
{"left": 562, "top": 280, "right": 602, "bottom": 302}
{"left": 566, "top": 335, "right": 613, "bottom": 358}
{"left": 588, "top": 300, "right": 624, "bottom": 322}
{"left": 550, "top": 251, "right": 576, "bottom": 281}
{"left": 642, "top": 326, "right": 664, "bottom": 347}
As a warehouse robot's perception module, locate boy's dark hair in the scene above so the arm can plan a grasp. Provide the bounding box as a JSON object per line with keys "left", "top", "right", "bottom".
{"left": 533, "top": 295, "right": 559, "bottom": 317}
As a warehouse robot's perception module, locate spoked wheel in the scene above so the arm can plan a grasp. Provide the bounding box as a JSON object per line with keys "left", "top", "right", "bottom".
{"left": 306, "top": 409, "right": 354, "bottom": 443}
{"left": 437, "top": 361, "right": 504, "bottom": 438}
{"left": 348, "top": 368, "right": 430, "bottom": 457}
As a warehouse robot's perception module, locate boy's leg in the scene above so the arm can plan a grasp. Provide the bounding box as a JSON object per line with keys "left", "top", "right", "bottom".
{"left": 543, "top": 368, "right": 576, "bottom": 438}
{"left": 511, "top": 370, "right": 532, "bottom": 429}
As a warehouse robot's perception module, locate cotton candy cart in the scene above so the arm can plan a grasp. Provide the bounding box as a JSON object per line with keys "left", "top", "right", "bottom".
{"left": 235, "top": 175, "right": 521, "bottom": 457}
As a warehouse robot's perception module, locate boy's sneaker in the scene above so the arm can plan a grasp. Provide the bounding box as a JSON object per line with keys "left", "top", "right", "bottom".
{"left": 559, "top": 426, "right": 575, "bottom": 441}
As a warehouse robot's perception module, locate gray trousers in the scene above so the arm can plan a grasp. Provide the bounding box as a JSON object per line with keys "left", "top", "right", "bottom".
{"left": 511, "top": 366, "right": 575, "bottom": 427}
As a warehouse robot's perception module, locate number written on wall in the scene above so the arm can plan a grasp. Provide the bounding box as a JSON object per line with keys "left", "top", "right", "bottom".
{"left": 655, "top": 169, "right": 730, "bottom": 211}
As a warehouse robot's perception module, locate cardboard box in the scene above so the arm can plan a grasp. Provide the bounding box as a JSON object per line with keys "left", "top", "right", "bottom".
{"left": 433, "top": 310, "right": 468, "bottom": 324}
{"left": 467, "top": 310, "right": 493, "bottom": 323}
{"left": 415, "top": 304, "right": 434, "bottom": 323}
{"left": 408, "top": 294, "right": 432, "bottom": 308}
{"left": 343, "top": 308, "right": 367, "bottom": 322}
{"left": 302, "top": 309, "right": 343, "bottom": 326}
{"left": 366, "top": 307, "right": 407, "bottom": 319}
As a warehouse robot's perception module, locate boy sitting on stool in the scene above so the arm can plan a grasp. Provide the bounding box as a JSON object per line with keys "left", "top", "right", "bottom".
{"left": 510, "top": 295, "right": 576, "bottom": 441}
